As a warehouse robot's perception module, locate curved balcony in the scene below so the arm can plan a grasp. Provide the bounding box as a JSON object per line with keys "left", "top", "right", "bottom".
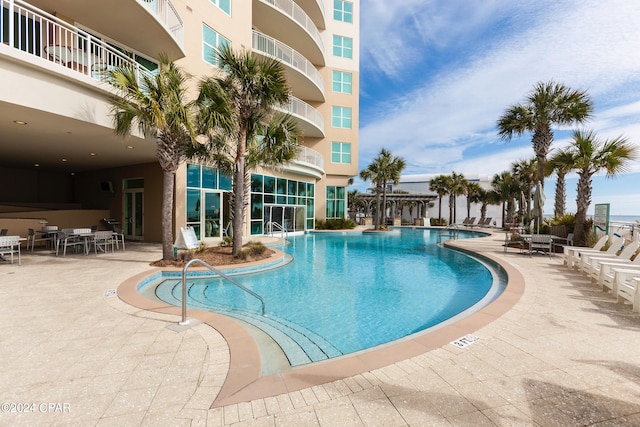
{"left": 286, "top": 146, "right": 324, "bottom": 178}
{"left": 252, "top": 31, "right": 324, "bottom": 102}
{"left": 296, "top": 0, "right": 325, "bottom": 30}
{"left": 26, "top": 0, "right": 184, "bottom": 59}
{"left": 253, "top": 0, "right": 325, "bottom": 66}
{"left": 277, "top": 96, "right": 324, "bottom": 138}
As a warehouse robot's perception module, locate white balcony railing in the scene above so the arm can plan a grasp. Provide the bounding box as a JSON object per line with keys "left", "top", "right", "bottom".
{"left": 1, "top": 0, "right": 156, "bottom": 83}
{"left": 279, "top": 96, "right": 324, "bottom": 134}
{"left": 139, "top": 0, "right": 184, "bottom": 47}
{"left": 259, "top": 0, "right": 324, "bottom": 53}
{"left": 294, "top": 146, "right": 324, "bottom": 170}
{"left": 252, "top": 30, "right": 324, "bottom": 95}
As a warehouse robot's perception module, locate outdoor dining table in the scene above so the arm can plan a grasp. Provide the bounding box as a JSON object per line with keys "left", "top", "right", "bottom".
{"left": 518, "top": 234, "right": 561, "bottom": 256}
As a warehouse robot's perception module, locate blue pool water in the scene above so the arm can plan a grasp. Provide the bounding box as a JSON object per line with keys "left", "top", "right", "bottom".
{"left": 142, "top": 228, "right": 505, "bottom": 365}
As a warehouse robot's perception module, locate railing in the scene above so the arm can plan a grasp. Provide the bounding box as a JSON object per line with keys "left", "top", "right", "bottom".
{"left": 1, "top": 0, "right": 160, "bottom": 83}
{"left": 258, "top": 0, "right": 324, "bottom": 53}
{"left": 293, "top": 146, "right": 324, "bottom": 170}
{"left": 265, "top": 221, "right": 288, "bottom": 238}
{"left": 252, "top": 30, "right": 324, "bottom": 95}
{"left": 179, "top": 258, "right": 265, "bottom": 325}
{"left": 139, "top": 0, "right": 184, "bottom": 47}
{"left": 278, "top": 96, "right": 324, "bottom": 134}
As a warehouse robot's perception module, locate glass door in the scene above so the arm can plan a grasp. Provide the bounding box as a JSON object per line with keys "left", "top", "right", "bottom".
{"left": 123, "top": 179, "right": 144, "bottom": 240}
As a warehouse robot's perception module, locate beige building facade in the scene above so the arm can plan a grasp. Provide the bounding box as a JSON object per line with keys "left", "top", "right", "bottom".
{"left": 0, "top": 0, "right": 359, "bottom": 243}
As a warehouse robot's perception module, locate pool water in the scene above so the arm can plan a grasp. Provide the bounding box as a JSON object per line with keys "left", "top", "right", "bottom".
{"left": 145, "top": 228, "right": 504, "bottom": 365}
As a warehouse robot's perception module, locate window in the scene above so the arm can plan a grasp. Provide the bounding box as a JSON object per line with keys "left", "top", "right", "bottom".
{"left": 202, "top": 24, "right": 230, "bottom": 67}
{"left": 332, "top": 71, "right": 352, "bottom": 93}
{"left": 332, "top": 35, "right": 353, "bottom": 58}
{"left": 331, "top": 142, "right": 351, "bottom": 164}
{"left": 186, "top": 163, "right": 232, "bottom": 239}
{"left": 210, "top": 0, "right": 231, "bottom": 15}
{"left": 331, "top": 106, "right": 352, "bottom": 128}
{"left": 333, "top": 0, "right": 353, "bottom": 23}
{"left": 326, "top": 186, "right": 346, "bottom": 219}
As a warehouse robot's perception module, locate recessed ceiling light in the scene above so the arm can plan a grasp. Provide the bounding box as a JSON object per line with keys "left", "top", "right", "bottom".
{"left": 61, "top": 158, "right": 67, "bottom": 162}
{"left": 13, "top": 120, "right": 27, "bottom": 125}
{"left": 34, "top": 163, "right": 40, "bottom": 167}
{"left": 90, "top": 152, "right": 96, "bottom": 156}
{"left": 126, "top": 145, "right": 134, "bottom": 149}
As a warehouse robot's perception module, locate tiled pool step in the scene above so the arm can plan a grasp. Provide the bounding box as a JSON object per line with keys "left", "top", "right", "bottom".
{"left": 155, "top": 278, "right": 343, "bottom": 366}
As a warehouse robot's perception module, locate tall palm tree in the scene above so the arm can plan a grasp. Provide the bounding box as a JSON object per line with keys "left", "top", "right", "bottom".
{"left": 197, "top": 45, "right": 300, "bottom": 256}
{"left": 360, "top": 148, "right": 406, "bottom": 229}
{"left": 491, "top": 171, "right": 520, "bottom": 229}
{"left": 429, "top": 174, "right": 449, "bottom": 224}
{"left": 464, "top": 181, "right": 482, "bottom": 219}
{"left": 447, "top": 172, "right": 467, "bottom": 225}
{"left": 566, "top": 130, "right": 638, "bottom": 246}
{"left": 511, "top": 158, "right": 537, "bottom": 223}
{"left": 108, "top": 55, "right": 198, "bottom": 260}
{"left": 546, "top": 148, "right": 575, "bottom": 217}
{"left": 497, "top": 80, "right": 593, "bottom": 225}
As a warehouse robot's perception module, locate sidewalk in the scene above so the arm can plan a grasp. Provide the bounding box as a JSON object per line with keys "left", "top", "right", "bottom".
{"left": 1, "top": 234, "right": 639, "bottom": 425}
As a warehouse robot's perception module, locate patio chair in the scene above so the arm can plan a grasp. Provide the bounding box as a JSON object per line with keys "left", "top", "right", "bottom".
{"left": 583, "top": 239, "right": 640, "bottom": 280}
{"left": 616, "top": 276, "right": 640, "bottom": 312}
{"left": 600, "top": 263, "right": 640, "bottom": 294}
{"left": 92, "top": 230, "right": 114, "bottom": 255}
{"left": 0, "top": 235, "right": 21, "bottom": 265}
{"left": 577, "top": 237, "right": 631, "bottom": 273}
{"left": 27, "top": 228, "right": 56, "bottom": 251}
{"left": 529, "top": 234, "right": 553, "bottom": 257}
{"left": 111, "top": 226, "right": 125, "bottom": 251}
{"left": 56, "top": 230, "right": 87, "bottom": 257}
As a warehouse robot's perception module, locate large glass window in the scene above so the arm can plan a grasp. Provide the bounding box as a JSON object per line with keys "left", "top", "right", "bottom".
{"left": 332, "top": 71, "right": 352, "bottom": 94}
{"left": 331, "top": 142, "right": 351, "bottom": 164}
{"left": 186, "top": 163, "right": 232, "bottom": 239}
{"left": 203, "top": 24, "right": 230, "bottom": 67}
{"left": 210, "top": 0, "right": 231, "bottom": 15}
{"left": 332, "top": 35, "right": 353, "bottom": 58}
{"left": 331, "top": 106, "right": 352, "bottom": 128}
{"left": 326, "top": 186, "right": 346, "bottom": 219}
{"left": 250, "top": 173, "right": 315, "bottom": 234}
{"left": 333, "top": 0, "right": 353, "bottom": 23}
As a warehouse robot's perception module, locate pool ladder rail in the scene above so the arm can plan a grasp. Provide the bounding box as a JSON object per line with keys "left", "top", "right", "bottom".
{"left": 264, "top": 221, "right": 288, "bottom": 238}
{"left": 179, "top": 258, "right": 265, "bottom": 325}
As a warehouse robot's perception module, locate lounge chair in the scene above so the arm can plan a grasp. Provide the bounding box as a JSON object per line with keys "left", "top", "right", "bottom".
{"left": 578, "top": 237, "right": 634, "bottom": 274}
{"left": 563, "top": 235, "right": 615, "bottom": 269}
{"left": 616, "top": 276, "right": 640, "bottom": 312}
{"left": 585, "top": 239, "right": 640, "bottom": 282}
{"left": 601, "top": 264, "right": 640, "bottom": 296}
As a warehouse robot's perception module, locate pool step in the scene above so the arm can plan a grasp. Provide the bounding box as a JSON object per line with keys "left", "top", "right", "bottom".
{"left": 155, "top": 279, "right": 343, "bottom": 366}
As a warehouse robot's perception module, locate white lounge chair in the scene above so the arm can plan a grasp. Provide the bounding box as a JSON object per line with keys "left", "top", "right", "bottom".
{"left": 582, "top": 239, "right": 639, "bottom": 278}
{"left": 596, "top": 256, "right": 640, "bottom": 289}
{"left": 569, "top": 236, "right": 624, "bottom": 271}
{"left": 617, "top": 276, "right": 640, "bottom": 312}
{"left": 563, "top": 235, "right": 609, "bottom": 268}
{"left": 604, "top": 266, "right": 640, "bottom": 297}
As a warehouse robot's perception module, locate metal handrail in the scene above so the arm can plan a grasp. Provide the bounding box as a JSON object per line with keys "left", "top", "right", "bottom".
{"left": 179, "top": 258, "right": 265, "bottom": 325}
{"left": 265, "top": 221, "right": 288, "bottom": 238}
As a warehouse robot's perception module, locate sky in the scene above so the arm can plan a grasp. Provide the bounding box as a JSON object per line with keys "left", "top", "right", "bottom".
{"left": 356, "top": 0, "right": 640, "bottom": 216}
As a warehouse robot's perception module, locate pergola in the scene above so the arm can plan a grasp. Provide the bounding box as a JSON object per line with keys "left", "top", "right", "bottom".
{"left": 356, "top": 193, "right": 437, "bottom": 222}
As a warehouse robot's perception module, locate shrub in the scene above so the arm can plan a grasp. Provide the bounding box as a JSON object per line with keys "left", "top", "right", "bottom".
{"left": 238, "top": 241, "right": 267, "bottom": 260}
{"left": 315, "top": 218, "right": 357, "bottom": 230}
{"left": 430, "top": 218, "right": 446, "bottom": 226}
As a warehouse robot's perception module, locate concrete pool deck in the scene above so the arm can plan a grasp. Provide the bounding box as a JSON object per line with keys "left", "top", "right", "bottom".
{"left": 1, "top": 231, "right": 639, "bottom": 425}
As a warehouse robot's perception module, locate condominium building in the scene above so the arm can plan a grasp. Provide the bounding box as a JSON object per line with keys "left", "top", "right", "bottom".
{"left": 0, "top": 0, "right": 359, "bottom": 243}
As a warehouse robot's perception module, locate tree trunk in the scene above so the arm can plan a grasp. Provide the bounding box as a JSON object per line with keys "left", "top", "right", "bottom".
{"left": 574, "top": 173, "right": 592, "bottom": 246}
{"left": 381, "top": 179, "right": 388, "bottom": 227}
{"left": 232, "top": 129, "right": 247, "bottom": 256}
{"left": 554, "top": 173, "right": 566, "bottom": 217}
{"left": 374, "top": 185, "right": 381, "bottom": 229}
{"left": 161, "top": 169, "right": 175, "bottom": 260}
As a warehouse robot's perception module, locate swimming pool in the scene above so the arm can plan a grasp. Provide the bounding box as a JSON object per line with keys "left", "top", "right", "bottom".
{"left": 140, "top": 228, "right": 506, "bottom": 366}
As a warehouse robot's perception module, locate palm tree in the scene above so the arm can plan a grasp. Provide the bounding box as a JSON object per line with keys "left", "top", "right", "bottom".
{"left": 197, "top": 45, "right": 300, "bottom": 256}
{"left": 566, "top": 130, "right": 638, "bottom": 246}
{"left": 497, "top": 81, "right": 593, "bottom": 225}
{"left": 511, "top": 158, "right": 537, "bottom": 223}
{"left": 108, "top": 55, "right": 198, "bottom": 260}
{"left": 491, "top": 171, "right": 520, "bottom": 229}
{"left": 429, "top": 174, "right": 449, "bottom": 224}
{"left": 546, "top": 148, "right": 575, "bottom": 217}
{"left": 464, "top": 181, "right": 482, "bottom": 219}
{"left": 359, "top": 148, "right": 406, "bottom": 229}
{"left": 347, "top": 189, "right": 363, "bottom": 221}
{"left": 447, "top": 172, "right": 467, "bottom": 225}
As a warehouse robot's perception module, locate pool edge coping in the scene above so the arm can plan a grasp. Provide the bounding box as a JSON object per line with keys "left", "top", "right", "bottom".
{"left": 116, "top": 231, "right": 525, "bottom": 408}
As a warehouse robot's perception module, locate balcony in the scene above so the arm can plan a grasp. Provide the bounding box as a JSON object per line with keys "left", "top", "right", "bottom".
{"left": 1, "top": 0, "right": 157, "bottom": 83}
{"left": 295, "top": 0, "right": 325, "bottom": 30}
{"left": 25, "top": 0, "right": 184, "bottom": 59}
{"left": 287, "top": 146, "right": 324, "bottom": 178}
{"left": 253, "top": 0, "right": 325, "bottom": 66}
{"left": 252, "top": 30, "right": 324, "bottom": 102}
{"left": 277, "top": 96, "right": 324, "bottom": 138}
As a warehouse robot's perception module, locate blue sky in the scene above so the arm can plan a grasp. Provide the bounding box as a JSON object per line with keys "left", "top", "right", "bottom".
{"left": 356, "top": 0, "right": 640, "bottom": 216}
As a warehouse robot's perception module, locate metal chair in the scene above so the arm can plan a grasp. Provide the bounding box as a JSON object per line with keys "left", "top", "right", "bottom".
{"left": 92, "top": 231, "right": 114, "bottom": 255}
